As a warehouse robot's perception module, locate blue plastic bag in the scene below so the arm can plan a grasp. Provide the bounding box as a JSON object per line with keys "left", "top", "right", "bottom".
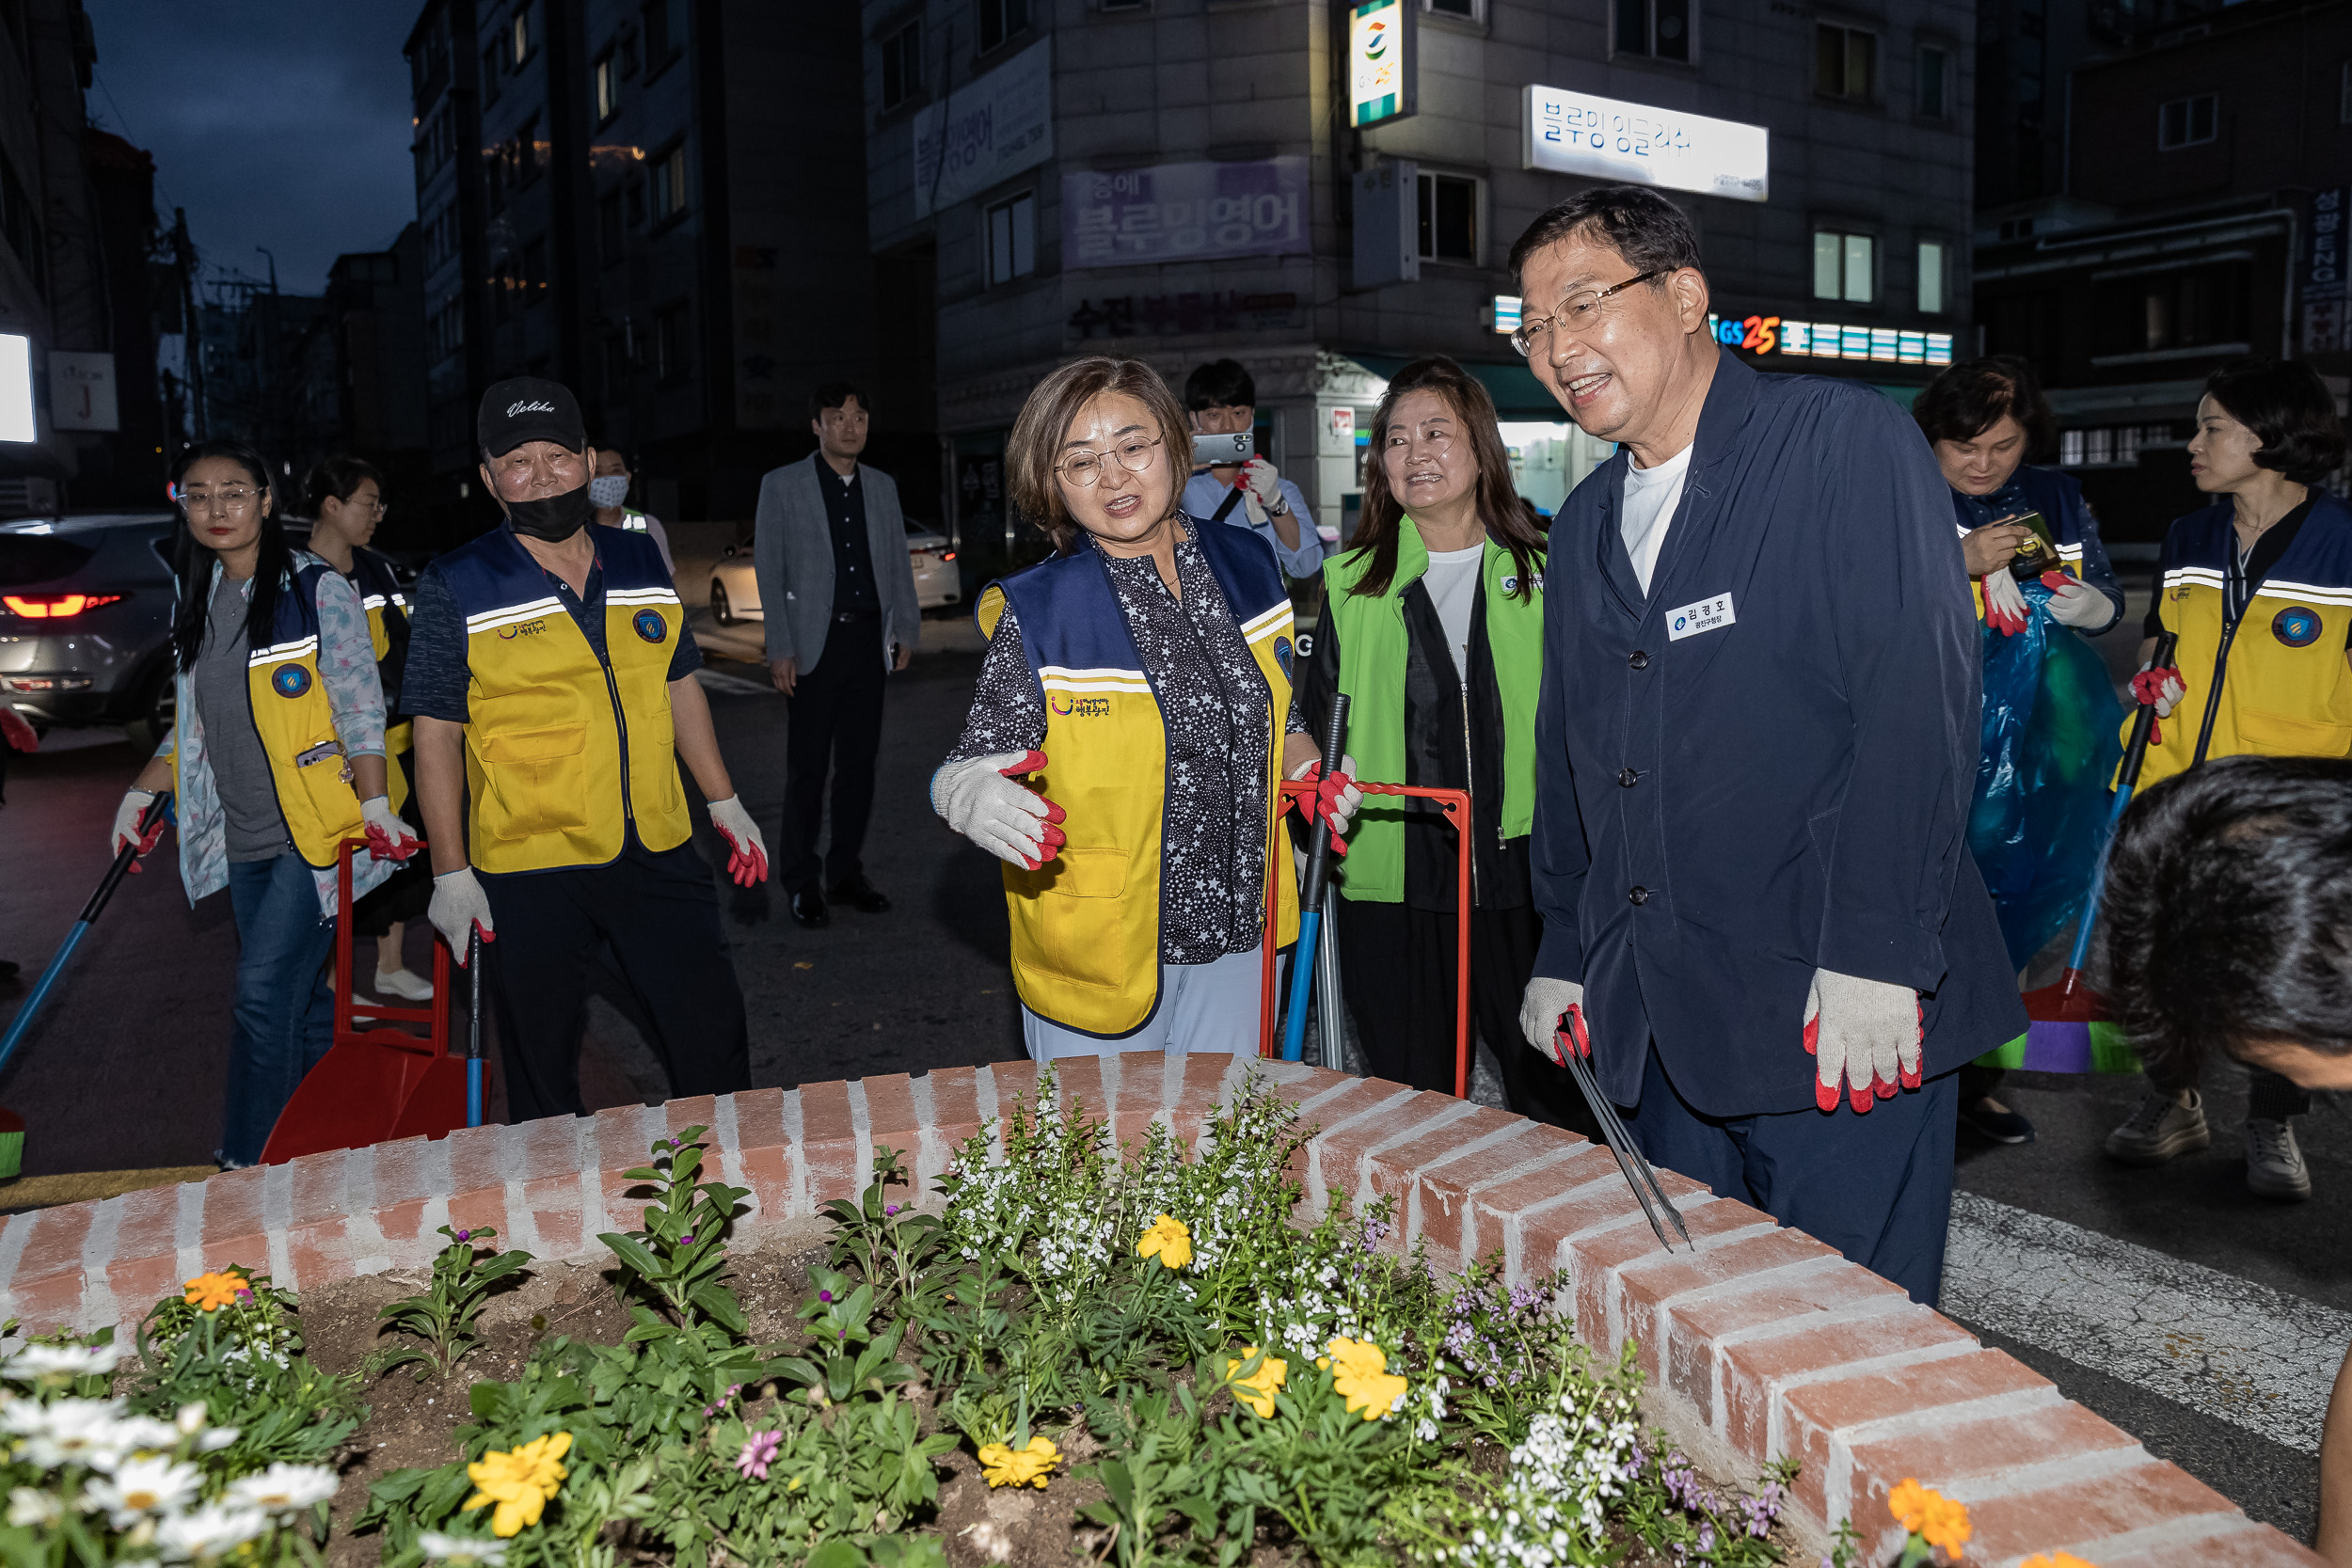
{"left": 1967, "top": 578, "right": 2126, "bottom": 971}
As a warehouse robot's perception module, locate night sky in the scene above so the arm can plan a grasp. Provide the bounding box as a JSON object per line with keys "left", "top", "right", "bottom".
{"left": 87, "top": 0, "right": 421, "bottom": 295}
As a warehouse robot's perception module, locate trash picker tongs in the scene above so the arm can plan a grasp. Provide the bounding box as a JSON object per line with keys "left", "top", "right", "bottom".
{"left": 1556, "top": 1019, "right": 1690, "bottom": 1251}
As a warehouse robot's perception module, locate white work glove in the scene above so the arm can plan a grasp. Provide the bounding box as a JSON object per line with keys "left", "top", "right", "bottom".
{"left": 111, "top": 787, "right": 167, "bottom": 871}
{"left": 359, "top": 795, "right": 423, "bottom": 862}
{"left": 932, "top": 749, "right": 1064, "bottom": 870}
{"left": 707, "top": 795, "right": 769, "bottom": 887}
{"left": 1979, "top": 567, "right": 2028, "bottom": 636}
{"left": 2043, "top": 575, "right": 2111, "bottom": 630}
{"left": 1804, "top": 968, "right": 1921, "bottom": 1114}
{"left": 1519, "top": 976, "right": 1589, "bottom": 1067}
{"left": 1287, "top": 752, "right": 1361, "bottom": 848}
{"left": 1238, "top": 456, "right": 1283, "bottom": 514}
{"left": 428, "top": 868, "right": 496, "bottom": 964}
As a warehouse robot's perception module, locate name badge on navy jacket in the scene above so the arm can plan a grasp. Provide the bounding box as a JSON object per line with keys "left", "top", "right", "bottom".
{"left": 1665, "top": 593, "right": 1736, "bottom": 641}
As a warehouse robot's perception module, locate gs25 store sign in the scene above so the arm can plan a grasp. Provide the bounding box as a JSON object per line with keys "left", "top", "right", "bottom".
{"left": 1713, "top": 313, "right": 1781, "bottom": 355}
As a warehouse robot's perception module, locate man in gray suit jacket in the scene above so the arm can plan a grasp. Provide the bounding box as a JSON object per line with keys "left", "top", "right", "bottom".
{"left": 754, "top": 384, "right": 922, "bottom": 927}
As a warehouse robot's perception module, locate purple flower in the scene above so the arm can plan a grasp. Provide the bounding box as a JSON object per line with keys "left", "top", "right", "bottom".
{"left": 836, "top": 1329, "right": 845, "bottom": 1339}
{"left": 454, "top": 1229, "right": 471, "bottom": 1243}
{"left": 670, "top": 1137, "right": 681, "bottom": 1148}
{"left": 885, "top": 1205, "right": 899, "bottom": 1216}
{"left": 681, "top": 1234, "right": 694, "bottom": 1245}
{"left": 736, "top": 1429, "right": 783, "bottom": 1481}
{"left": 818, "top": 1290, "right": 833, "bottom": 1304}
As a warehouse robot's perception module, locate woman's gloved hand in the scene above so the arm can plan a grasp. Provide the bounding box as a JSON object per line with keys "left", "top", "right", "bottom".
{"left": 360, "top": 796, "right": 424, "bottom": 862}
{"left": 111, "top": 787, "right": 167, "bottom": 870}
{"left": 2131, "top": 663, "right": 2186, "bottom": 745}
{"left": 428, "top": 868, "right": 496, "bottom": 962}
{"left": 1518, "top": 976, "right": 1588, "bottom": 1066}
{"left": 706, "top": 795, "right": 769, "bottom": 887}
{"left": 1980, "top": 567, "right": 2029, "bottom": 635}
{"left": 933, "top": 750, "right": 1065, "bottom": 870}
{"left": 2041, "top": 573, "right": 2112, "bottom": 630}
{"left": 1803, "top": 968, "right": 1922, "bottom": 1113}
{"left": 1287, "top": 752, "right": 1361, "bottom": 854}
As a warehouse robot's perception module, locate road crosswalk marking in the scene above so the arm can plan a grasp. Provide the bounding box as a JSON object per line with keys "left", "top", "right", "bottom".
{"left": 1941, "top": 1191, "right": 2352, "bottom": 1454}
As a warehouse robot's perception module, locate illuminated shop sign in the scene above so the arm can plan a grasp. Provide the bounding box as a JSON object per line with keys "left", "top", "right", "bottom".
{"left": 1521, "top": 84, "right": 1768, "bottom": 203}
{"left": 1708, "top": 313, "right": 1952, "bottom": 366}
{"left": 1491, "top": 294, "right": 1523, "bottom": 334}
{"left": 1348, "top": 0, "right": 1416, "bottom": 129}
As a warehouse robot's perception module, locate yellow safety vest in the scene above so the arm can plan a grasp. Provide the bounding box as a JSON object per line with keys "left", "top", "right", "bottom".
{"left": 976, "top": 524, "right": 1299, "bottom": 1037}
{"left": 436, "top": 526, "right": 691, "bottom": 873}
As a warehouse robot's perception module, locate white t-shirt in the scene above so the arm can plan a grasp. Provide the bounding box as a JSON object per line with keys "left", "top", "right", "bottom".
{"left": 1421, "top": 543, "right": 1485, "bottom": 689}
{"left": 1619, "top": 443, "right": 1693, "bottom": 595}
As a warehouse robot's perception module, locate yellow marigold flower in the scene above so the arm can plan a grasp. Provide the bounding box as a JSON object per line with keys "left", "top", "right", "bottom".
{"left": 2020, "top": 1555, "right": 2097, "bottom": 1568}
{"left": 1888, "top": 1478, "right": 1934, "bottom": 1534}
{"left": 1136, "top": 1215, "right": 1191, "bottom": 1270}
{"left": 1322, "top": 1337, "right": 1406, "bottom": 1420}
{"left": 1920, "top": 1494, "right": 1972, "bottom": 1560}
{"left": 1223, "top": 1347, "right": 1288, "bottom": 1418}
{"left": 977, "top": 1435, "right": 1059, "bottom": 1490}
{"left": 181, "top": 1272, "right": 245, "bottom": 1312}
{"left": 464, "top": 1432, "right": 572, "bottom": 1537}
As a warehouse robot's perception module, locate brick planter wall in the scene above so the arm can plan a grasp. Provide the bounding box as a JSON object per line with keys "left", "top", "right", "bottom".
{"left": 0, "top": 1053, "right": 2320, "bottom": 1567}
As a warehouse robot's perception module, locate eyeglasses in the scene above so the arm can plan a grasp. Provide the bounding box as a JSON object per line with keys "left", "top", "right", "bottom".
{"left": 1056, "top": 432, "right": 1165, "bottom": 488}
{"left": 178, "top": 485, "right": 261, "bottom": 514}
{"left": 1509, "top": 269, "right": 1666, "bottom": 357}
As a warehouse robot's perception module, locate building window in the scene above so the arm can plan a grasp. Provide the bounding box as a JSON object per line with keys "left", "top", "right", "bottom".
{"left": 511, "top": 5, "right": 530, "bottom": 65}
{"left": 1614, "top": 0, "right": 1691, "bottom": 62}
{"left": 482, "top": 42, "right": 501, "bottom": 103}
{"left": 2157, "top": 94, "right": 2217, "bottom": 150}
{"left": 0, "top": 148, "right": 41, "bottom": 292}
{"left": 881, "top": 19, "right": 921, "bottom": 108}
{"left": 1813, "top": 230, "right": 1875, "bottom": 304}
{"left": 598, "top": 192, "right": 624, "bottom": 265}
{"left": 595, "top": 51, "right": 618, "bottom": 122}
{"left": 655, "top": 301, "right": 692, "bottom": 382}
{"left": 986, "top": 191, "right": 1035, "bottom": 284}
{"left": 1917, "top": 240, "right": 1947, "bottom": 315}
{"left": 644, "top": 0, "right": 685, "bottom": 70}
{"left": 652, "top": 143, "right": 688, "bottom": 221}
{"left": 1816, "top": 24, "right": 1876, "bottom": 101}
{"left": 1916, "top": 46, "right": 1948, "bottom": 119}
{"left": 1426, "top": 0, "right": 1478, "bottom": 16}
{"left": 619, "top": 26, "right": 640, "bottom": 77}
{"left": 1418, "top": 171, "right": 1479, "bottom": 263}
{"left": 978, "top": 0, "right": 1028, "bottom": 52}
{"left": 2092, "top": 261, "right": 2250, "bottom": 356}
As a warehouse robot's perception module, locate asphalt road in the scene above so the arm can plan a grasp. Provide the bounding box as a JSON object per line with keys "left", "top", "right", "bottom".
{"left": 0, "top": 599, "right": 2341, "bottom": 1544}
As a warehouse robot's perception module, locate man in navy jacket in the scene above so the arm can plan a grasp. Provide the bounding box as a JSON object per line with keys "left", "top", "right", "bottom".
{"left": 1509, "top": 186, "right": 2024, "bottom": 1307}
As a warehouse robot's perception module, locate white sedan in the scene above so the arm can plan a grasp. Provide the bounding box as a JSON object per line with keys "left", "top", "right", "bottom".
{"left": 708, "top": 520, "right": 961, "bottom": 624}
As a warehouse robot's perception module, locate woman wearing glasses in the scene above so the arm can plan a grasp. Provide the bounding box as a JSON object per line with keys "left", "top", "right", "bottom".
{"left": 110, "top": 440, "right": 421, "bottom": 1167}
{"left": 303, "top": 456, "right": 436, "bottom": 1005}
{"left": 932, "top": 356, "right": 1359, "bottom": 1058}
{"left": 1295, "top": 356, "right": 1587, "bottom": 1126}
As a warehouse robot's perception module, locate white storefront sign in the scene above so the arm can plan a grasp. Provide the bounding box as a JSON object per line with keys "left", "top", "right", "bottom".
{"left": 912, "top": 38, "right": 1053, "bottom": 219}
{"left": 49, "top": 352, "right": 118, "bottom": 433}
{"left": 1520, "top": 84, "right": 1769, "bottom": 204}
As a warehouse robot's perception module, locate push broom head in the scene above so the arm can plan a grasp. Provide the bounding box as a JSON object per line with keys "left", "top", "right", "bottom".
{"left": 0, "top": 1107, "right": 25, "bottom": 1183}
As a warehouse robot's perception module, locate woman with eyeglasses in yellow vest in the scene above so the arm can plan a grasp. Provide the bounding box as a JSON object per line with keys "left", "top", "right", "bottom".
{"left": 932, "top": 356, "right": 1360, "bottom": 1059}
{"left": 109, "top": 439, "right": 422, "bottom": 1168}
{"left": 2104, "top": 358, "right": 2352, "bottom": 1202}
{"left": 303, "top": 455, "right": 435, "bottom": 1005}
{"left": 1293, "top": 356, "right": 1589, "bottom": 1131}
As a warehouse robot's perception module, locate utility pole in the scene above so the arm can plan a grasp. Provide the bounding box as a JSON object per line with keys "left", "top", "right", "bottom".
{"left": 172, "top": 208, "right": 204, "bottom": 441}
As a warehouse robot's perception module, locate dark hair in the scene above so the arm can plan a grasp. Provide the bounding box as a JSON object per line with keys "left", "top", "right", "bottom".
{"left": 2203, "top": 358, "right": 2347, "bottom": 486}
{"left": 1913, "top": 356, "right": 2056, "bottom": 460}
{"left": 301, "top": 454, "right": 384, "bottom": 516}
{"left": 810, "top": 382, "right": 868, "bottom": 421}
{"left": 1506, "top": 183, "right": 1702, "bottom": 283}
{"left": 2101, "top": 754, "right": 2352, "bottom": 1084}
{"left": 1184, "top": 358, "right": 1256, "bottom": 412}
{"left": 1346, "top": 356, "right": 1546, "bottom": 603}
{"left": 1006, "top": 356, "right": 1188, "bottom": 555}
{"left": 167, "top": 440, "right": 293, "bottom": 674}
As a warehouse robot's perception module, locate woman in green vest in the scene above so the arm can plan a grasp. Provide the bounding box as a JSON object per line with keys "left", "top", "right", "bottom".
{"left": 1297, "top": 356, "right": 1589, "bottom": 1130}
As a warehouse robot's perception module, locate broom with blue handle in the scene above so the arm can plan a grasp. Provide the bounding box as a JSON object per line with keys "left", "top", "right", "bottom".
{"left": 1281, "top": 695, "right": 1349, "bottom": 1062}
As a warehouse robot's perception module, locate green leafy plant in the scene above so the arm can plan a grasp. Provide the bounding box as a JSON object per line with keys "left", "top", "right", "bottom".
{"left": 599, "top": 1124, "right": 751, "bottom": 1336}
{"left": 372, "top": 1224, "right": 534, "bottom": 1383}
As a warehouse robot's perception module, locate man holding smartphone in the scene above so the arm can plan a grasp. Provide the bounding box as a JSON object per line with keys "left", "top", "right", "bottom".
{"left": 1182, "top": 358, "right": 1324, "bottom": 578}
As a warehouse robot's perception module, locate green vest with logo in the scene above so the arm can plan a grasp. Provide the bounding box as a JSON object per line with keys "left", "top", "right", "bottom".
{"left": 1319, "top": 524, "right": 1545, "bottom": 903}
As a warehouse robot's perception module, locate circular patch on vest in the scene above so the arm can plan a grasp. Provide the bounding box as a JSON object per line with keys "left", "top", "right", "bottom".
{"left": 2274, "top": 606, "right": 2324, "bottom": 648}
{"left": 1501, "top": 576, "right": 1518, "bottom": 595}
{"left": 1274, "top": 636, "right": 1293, "bottom": 677}
{"left": 271, "top": 663, "right": 311, "bottom": 698}
{"left": 632, "top": 608, "right": 668, "bottom": 644}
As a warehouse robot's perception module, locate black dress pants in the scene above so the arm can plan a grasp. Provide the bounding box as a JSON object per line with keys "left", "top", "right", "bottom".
{"left": 481, "top": 842, "right": 752, "bottom": 1122}
{"left": 781, "top": 615, "right": 886, "bottom": 893}
{"left": 1332, "top": 899, "right": 1599, "bottom": 1139}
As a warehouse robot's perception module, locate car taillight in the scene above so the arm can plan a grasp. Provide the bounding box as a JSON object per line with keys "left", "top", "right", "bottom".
{"left": 2, "top": 593, "right": 126, "bottom": 619}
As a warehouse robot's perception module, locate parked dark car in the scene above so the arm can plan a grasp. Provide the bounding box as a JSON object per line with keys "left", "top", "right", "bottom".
{"left": 0, "top": 512, "right": 180, "bottom": 748}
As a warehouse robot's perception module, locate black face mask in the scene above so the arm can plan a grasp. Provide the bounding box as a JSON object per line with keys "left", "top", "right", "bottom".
{"left": 505, "top": 482, "right": 595, "bottom": 542}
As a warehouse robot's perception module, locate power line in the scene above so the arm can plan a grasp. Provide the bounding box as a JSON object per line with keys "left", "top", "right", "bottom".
{"left": 88, "top": 66, "right": 185, "bottom": 224}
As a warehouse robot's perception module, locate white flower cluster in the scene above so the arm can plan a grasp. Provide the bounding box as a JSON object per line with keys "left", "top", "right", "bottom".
{"left": 943, "top": 1076, "right": 1124, "bottom": 1308}
{"left": 1254, "top": 1254, "right": 1367, "bottom": 1367}
{"left": 1454, "top": 1386, "right": 1641, "bottom": 1568}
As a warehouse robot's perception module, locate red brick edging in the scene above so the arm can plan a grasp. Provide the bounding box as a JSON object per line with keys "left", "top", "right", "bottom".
{"left": 0, "top": 1053, "right": 2319, "bottom": 1567}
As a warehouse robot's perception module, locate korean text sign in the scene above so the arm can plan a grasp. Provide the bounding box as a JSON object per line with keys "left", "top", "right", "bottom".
{"left": 1520, "top": 83, "right": 1768, "bottom": 204}
{"left": 912, "top": 38, "right": 1053, "bottom": 219}
{"left": 1063, "top": 158, "right": 1310, "bottom": 269}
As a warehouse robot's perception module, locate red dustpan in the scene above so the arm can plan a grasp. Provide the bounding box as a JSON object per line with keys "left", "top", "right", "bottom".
{"left": 2015, "top": 631, "right": 2175, "bottom": 1073}
{"left": 259, "top": 840, "right": 485, "bottom": 1163}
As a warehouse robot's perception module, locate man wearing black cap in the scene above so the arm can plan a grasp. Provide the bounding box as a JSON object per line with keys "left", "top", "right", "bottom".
{"left": 403, "top": 377, "right": 769, "bottom": 1121}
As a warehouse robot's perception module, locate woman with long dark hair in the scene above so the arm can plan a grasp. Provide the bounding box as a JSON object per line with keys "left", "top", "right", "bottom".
{"left": 1295, "top": 356, "right": 1587, "bottom": 1129}
{"left": 302, "top": 455, "right": 435, "bottom": 1003}
{"left": 110, "top": 440, "right": 421, "bottom": 1167}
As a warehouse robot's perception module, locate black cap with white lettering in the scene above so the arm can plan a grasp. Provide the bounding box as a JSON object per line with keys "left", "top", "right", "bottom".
{"left": 477, "top": 376, "right": 586, "bottom": 460}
